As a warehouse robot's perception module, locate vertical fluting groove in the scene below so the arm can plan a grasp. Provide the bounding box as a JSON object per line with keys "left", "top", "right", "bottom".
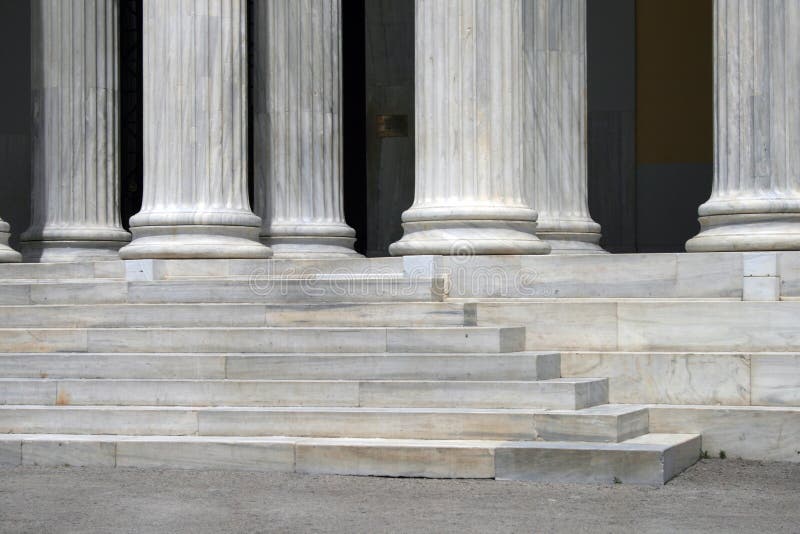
{"left": 391, "top": 0, "right": 548, "bottom": 255}
{"left": 132, "top": 0, "right": 256, "bottom": 226}
{"left": 412, "top": 0, "right": 531, "bottom": 209}
{"left": 121, "top": 0, "right": 268, "bottom": 259}
{"left": 253, "top": 0, "right": 355, "bottom": 254}
{"left": 522, "top": 0, "right": 601, "bottom": 246}
{"left": 708, "top": 0, "right": 800, "bottom": 203}
{"left": 24, "top": 0, "right": 128, "bottom": 260}
{"left": 687, "top": 0, "right": 800, "bottom": 251}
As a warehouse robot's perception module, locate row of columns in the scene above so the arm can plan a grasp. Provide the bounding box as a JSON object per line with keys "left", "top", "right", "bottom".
{"left": 1, "top": 0, "right": 799, "bottom": 264}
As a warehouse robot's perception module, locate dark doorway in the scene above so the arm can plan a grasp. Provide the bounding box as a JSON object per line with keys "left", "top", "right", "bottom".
{"left": 634, "top": 0, "right": 713, "bottom": 252}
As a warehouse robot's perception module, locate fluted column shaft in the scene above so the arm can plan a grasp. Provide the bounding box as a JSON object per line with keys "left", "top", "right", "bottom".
{"left": 524, "top": 0, "right": 604, "bottom": 254}
{"left": 120, "top": 0, "right": 270, "bottom": 259}
{"left": 687, "top": 0, "right": 800, "bottom": 251}
{"left": 23, "top": 0, "right": 130, "bottom": 262}
{"left": 390, "top": 0, "right": 550, "bottom": 256}
{"left": 0, "top": 218, "right": 21, "bottom": 263}
{"left": 253, "top": 0, "right": 358, "bottom": 258}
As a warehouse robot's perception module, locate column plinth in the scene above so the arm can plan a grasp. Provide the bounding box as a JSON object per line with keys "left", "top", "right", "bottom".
{"left": 524, "top": 0, "right": 605, "bottom": 254}
{"left": 390, "top": 0, "right": 550, "bottom": 256}
{"left": 120, "top": 0, "right": 270, "bottom": 260}
{"left": 0, "top": 219, "right": 22, "bottom": 263}
{"left": 253, "top": 0, "right": 359, "bottom": 259}
{"left": 22, "top": 0, "right": 130, "bottom": 262}
{"left": 687, "top": 0, "right": 800, "bottom": 252}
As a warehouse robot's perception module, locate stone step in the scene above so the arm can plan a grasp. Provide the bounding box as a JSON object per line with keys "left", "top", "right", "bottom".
{"left": 0, "top": 275, "right": 447, "bottom": 305}
{"left": 123, "top": 257, "right": 405, "bottom": 280}
{"left": 0, "top": 302, "right": 470, "bottom": 328}
{"left": 0, "top": 433, "right": 700, "bottom": 485}
{"left": 0, "top": 405, "right": 646, "bottom": 442}
{"left": 471, "top": 300, "right": 800, "bottom": 352}
{"left": 0, "top": 377, "right": 607, "bottom": 409}
{"left": 0, "top": 326, "right": 525, "bottom": 354}
{"left": 0, "top": 352, "right": 559, "bottom": 381}
{"left": 560, "top": 351, "right": 800, "bottom": 406}
{"left": 0, "top": 261, "right": 124, "bottom": 281}
{"left": 647, "top": 404, "right": 800, "bottom": 462}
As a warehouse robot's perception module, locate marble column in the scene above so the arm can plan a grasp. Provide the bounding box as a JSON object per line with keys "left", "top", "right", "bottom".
{"left": 253, "top": 0, "right": 359, "bottom": 258}
{"left": 687, "top": 0, "right": 800, "bottom": 252}
{"left": 120, "top": 0, "right": 271, "bottom": 260}
{"left": 0, "top": 218, "right": 21, "bottom": 263}
{"left": 389, "top": 0, "right": 551, "bottom": 256}
{"left": 22, "top": 0, "right": 131, "bottom": 262}
{"left": 524, "top": 0, "right": 605, "bottom": 254}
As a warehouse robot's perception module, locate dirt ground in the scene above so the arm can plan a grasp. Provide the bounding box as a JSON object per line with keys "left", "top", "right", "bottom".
{"left": 0, "top": 459, "right": 798, "bottom": 534}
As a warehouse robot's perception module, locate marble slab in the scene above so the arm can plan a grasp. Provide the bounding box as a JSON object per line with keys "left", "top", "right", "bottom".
{"left": 494, "top": 434, "right": 700, "bottom": 485}
{"left": 474, "top": 301, "right": 619, "bottom": 351}
{"left": 751, "top": 354, "right": 800, "bottom": 406}
{"left": 22, "top": 440, "right": 115, "bottom": 467}
{"left": 0, "top": 354, "right": 227, "bottom": 380}
{"left": 0, "top": 439, "right": 21, "bottom": 466}
{"left": 561, "top": 352, "right": 751, "bottom": 405}
{"left": 295, "top": 438, "right": 496, "bottom": 479}
{"left": 742, "top": 276, "right": 780, "bottom": 301}
{"left": 116, "top": 439, "right": 296, "bottom": 472}
{"left": 617, "top": 301, "right": 800, "bottom": 352}
{"left": 196, "top": 407, "right": 537, "bottom": 441}
{"left": 0, "top": 407, "right": 198, "bottom": 435}
{"left": 649, "top": 405, "right": 800, "bottom": 462}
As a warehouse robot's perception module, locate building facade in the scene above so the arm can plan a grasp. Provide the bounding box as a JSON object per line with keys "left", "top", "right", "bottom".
{"left": 1, "top": 0, "right": 798, "bottom": 263}
{"left": 1, "top": 0, "right": 799, "bottom": 480}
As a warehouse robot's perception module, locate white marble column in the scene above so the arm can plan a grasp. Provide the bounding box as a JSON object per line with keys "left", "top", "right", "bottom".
{"left": 687, "top": 0, "right": 800, "bottom": 252}
{"left": 253, "top": 0, "right": 359, "bottom": 258}
{"left": 524, "top": 0, "right": 605, "bottom": 254}
{"left": 22, "top": 0, "right": 131, "bottom": 262}
{"left": 120, "top": 0, "right": 271, "bottom": 260}
{"left": 390, "top": 0, "right": 550, "bottom": 256}
{"left": 0, "top": 218, "right": 21, "bottom": 263}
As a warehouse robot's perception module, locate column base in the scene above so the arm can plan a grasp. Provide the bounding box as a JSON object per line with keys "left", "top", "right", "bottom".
{"left": 535, "top": 219, "right": 607, "bottom": 255}
{"left": 539, "top": 237, "right": 608, "bottom": 255}
{"left": 390, "top": 217, "right": 551, "bottom": 256}
{"left": 19, "top": 226, "right": 131, "bottom": 262}
{"left": 0, "top": 223, "right": 21, "bottom": 263}
{"left": 0, "top": 247, "right": 21, "bottom": 262}
{"left": 686, "top": 213, "right": 800, "bottom": 252}
{"left": 265, "top": 238, "right": 362, "bottom": 259}
{"left": 20, "top": 241, "right": 127, "bottom": 263}
{"left": 120, "top": 225, "right": 272, "bottom": 260}
{"left": 261, "top": 223, "right": 361, "bottom": 259}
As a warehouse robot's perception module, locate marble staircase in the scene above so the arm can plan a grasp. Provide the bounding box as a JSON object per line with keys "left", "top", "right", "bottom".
{"left": 0, "top": 260, "right": 701, "bottom": 485}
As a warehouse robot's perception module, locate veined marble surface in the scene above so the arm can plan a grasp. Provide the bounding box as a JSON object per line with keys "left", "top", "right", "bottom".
{"left": 22, "top": 0, "right": 130, "bottom": 262}
{"left": 562, "top": 352, "right": 751, "bottom": 405}
{"left": 650, "top": 405, "right": 800, "bottom": 462}
{"left": 687, "top": 0, "right": 800, "bottom": 252}
{"left": 120, "top": 0, "right": 270, "bottom": 260}
{"left": 390, "top": 0, "right": 550, "bottom": 256}
{"left": 523, "top": 0, "right": 604, "bottom": 253}
{"left": 751, "top": 354, "right": 800, "bottom": 406}
{"left": 253, "top": 0, "right": 358, "bottom": 258}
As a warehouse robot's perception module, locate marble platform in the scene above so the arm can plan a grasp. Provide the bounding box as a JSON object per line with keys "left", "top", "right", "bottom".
{"left": 0, "top": 252, "right": 798, "bottom": 478}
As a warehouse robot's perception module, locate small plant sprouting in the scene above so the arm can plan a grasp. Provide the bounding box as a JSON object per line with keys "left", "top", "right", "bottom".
{"left": 613, "top": 476, "right": 622, "bottom": 484}
{"left": 700, "top": 450, "right": 710, "bottom": 460}
{"left": 719, "top": 450, "right": 727, "bottom": 459}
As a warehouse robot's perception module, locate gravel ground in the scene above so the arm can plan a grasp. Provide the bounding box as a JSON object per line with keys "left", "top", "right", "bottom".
{"left": 0, "top": 459, "right": 798, "bottom": 534}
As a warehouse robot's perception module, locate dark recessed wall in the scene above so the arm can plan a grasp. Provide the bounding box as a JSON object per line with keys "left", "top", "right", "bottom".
{"left": 635, "top": 0, "right": 713, "bottom": 252}
{"left": 587, "top": 0, "right": 637, "bottom": 252}
{"left": 0, "top": 0, "right": 31, "bottom": 248}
